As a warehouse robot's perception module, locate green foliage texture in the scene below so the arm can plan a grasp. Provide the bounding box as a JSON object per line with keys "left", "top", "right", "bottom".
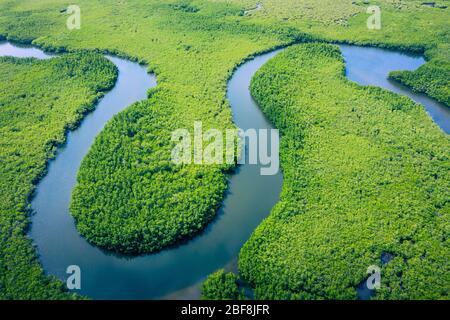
{"left": 201, "top": 269, "right": 243, "bottom": 300}
{"left": 0, "top": 0, "right": 448, "bottom": 299}
{"left": 0, "top": 52, "right": 117, "bottom": 299}
{"left": 390, "top": 59, "right": 450, "bottom": 106}
{"left": 240, "top": 43, "right": 450, "bottom": 300}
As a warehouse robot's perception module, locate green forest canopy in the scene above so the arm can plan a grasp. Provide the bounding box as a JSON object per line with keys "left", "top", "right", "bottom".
{"left": 240, "top": 43, "right": 449, "bottom": 299}
{"left": 0, "top": 0, "right": 448, "bottom": 299}
{"left": 0, "top": 52, "right": 117, "bottom": 299}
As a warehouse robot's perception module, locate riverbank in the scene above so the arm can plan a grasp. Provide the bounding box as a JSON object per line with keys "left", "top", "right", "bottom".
{"left": 0, "top": 46, "right": 117, "bottom": 299}
{"left": 240, "top": 43, "right": 449, "bottom": 299}
{"left": 0, "top": 0, "right": 449, "bottom": 300}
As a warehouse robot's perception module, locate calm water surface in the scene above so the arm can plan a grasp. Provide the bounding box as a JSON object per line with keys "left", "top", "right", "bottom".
{"left": 0, "top": 41, "right": 447, "bottom": 300}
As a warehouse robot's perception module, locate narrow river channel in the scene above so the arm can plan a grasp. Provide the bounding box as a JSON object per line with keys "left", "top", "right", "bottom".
{"left": 0, "top": 41, "right": 447, "bottom": 300}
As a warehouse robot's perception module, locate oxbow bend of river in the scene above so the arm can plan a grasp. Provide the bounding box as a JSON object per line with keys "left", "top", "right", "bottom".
{"left": 0, "top": 40, "right": 448, "bottom": 300}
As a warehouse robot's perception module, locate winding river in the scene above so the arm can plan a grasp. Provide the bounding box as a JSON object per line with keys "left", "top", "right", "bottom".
{"left": 0, "top": 41, "right": 448, "bottom": 300}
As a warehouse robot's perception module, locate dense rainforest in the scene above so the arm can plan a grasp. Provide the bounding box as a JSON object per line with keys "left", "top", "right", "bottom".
{"left": 241, "top": 43, "right": 449, "bottom": 299}
{"left": 0, "top": 0, "right": 448, "bottom": 299}
{"left": 390, "top": 59, "right": 450, "bottom": 106}
{"left": 0, "top": 52, "right": 117, "bottom": 298}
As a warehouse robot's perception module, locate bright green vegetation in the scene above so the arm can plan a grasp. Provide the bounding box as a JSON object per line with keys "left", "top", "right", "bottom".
{"left": 65, "top": 3, "right": 293, "bottom": 254}
{"left": 0, "top": 0, "right": 300, "bottom": 255}
{"left": 0, "top": 0, "right": 445, "bottom": 256}
{"left": 239, "top": 43, "right": 450, "bottom": 300}
{"left": 0, "top": 0, "right": 449, "bottom": 299}
{"left": 390, "top": 59, "right": 450, "bottom": 106}
{"left": 201, "top": 269, "right": 243, "bottom": 300}
{"left": 0, "top": 53, "right": 117, "bottom": 299}
{"left": 224, "top": 0, "right": 450, "bottom": 108}
{"left": 213, "top": 0, "right": 362, "bottom": 24}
